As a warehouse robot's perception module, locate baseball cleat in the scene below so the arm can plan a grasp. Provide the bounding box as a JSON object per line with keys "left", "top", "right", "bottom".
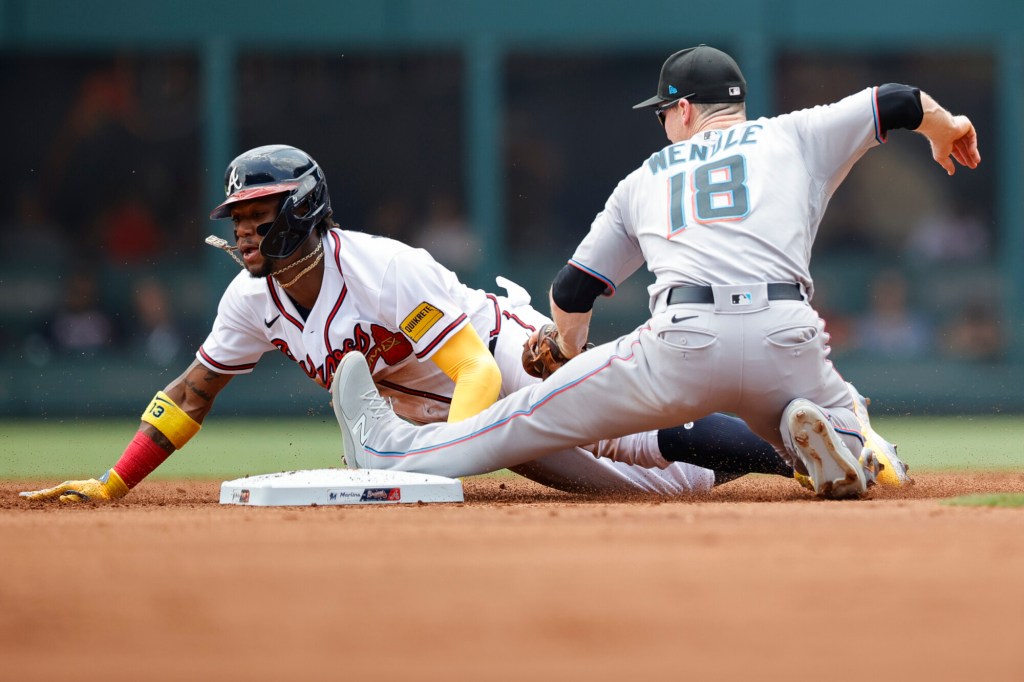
{"left": 847, "top": 383, "right": 912, "bottom": 487}
{"left": 330, "top": 351, "right": 396, "bottom": 470}
{"left": 782, "top": 399, "right": 869, "bottom": 499}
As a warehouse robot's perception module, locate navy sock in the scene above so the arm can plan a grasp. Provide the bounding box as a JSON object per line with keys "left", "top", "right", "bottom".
{"left": 657, "top": 413, "right": 793, "bottom": 479}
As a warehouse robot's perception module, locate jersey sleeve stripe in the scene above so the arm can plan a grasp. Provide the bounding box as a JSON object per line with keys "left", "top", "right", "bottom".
{"left": 485, "top": 294, "right": 502, "bottom": 339}
{"left": 568, "top": 259, "right": 617, "bottom": 295}
{"left": 197, "top": 346, "right": 257, "bottom": 372}
{"left": 413, "top": 313, "right": 468, "bottom": 359}
{"left": 871, "top": 86, "right": 886, "bottom": 144}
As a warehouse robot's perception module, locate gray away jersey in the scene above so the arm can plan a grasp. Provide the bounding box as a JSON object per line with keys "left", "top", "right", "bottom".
{"left": 571, "top": 87, "right": 886, "bottom": 307}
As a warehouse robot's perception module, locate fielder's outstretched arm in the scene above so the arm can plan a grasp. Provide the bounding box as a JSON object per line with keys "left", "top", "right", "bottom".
{"left": 20, "top": 360, "right": 233, "bottom": 503}
{"left": 545, "top": 263, "right": 606, "bottom": 359}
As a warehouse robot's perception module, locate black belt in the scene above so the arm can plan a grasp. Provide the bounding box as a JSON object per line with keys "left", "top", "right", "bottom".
{"left": 666, "top": 283, "right": 803, "bottom": 305}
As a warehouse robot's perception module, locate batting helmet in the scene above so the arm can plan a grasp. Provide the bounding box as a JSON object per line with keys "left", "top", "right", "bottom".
{"left": 209, "top": 144, "right": 332, "bottom": 259}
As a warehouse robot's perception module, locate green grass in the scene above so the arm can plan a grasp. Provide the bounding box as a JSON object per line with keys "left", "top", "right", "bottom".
{"left": 941, "top": 493, "right": 1024, "bottom": 508}
{"left": 870, "top": 415, "right": 1024, "bottom": 471}
{"left": 0, "top": 417, "right": 346, "bottom": 480}
{"left": 1, "top": 414, "right": 1022, "bottom": 480}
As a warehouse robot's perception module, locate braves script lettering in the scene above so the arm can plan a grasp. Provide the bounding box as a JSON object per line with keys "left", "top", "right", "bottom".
{"left": 272, "top": 323, "right": 413, "bottom": 387}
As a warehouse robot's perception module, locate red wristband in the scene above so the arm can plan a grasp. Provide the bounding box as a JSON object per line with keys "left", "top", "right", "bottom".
{"left": 112, "top": 431, "right": 173, "bottom": 489}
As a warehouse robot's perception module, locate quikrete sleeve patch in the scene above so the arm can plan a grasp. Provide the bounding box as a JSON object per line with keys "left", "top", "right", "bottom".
{"left": 401, "top": 302, "right": 444, "bottom": 341}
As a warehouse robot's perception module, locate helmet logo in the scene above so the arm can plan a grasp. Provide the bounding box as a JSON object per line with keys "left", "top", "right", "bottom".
{"left": 227, "top": 165, "right": 243, "bottom": 195}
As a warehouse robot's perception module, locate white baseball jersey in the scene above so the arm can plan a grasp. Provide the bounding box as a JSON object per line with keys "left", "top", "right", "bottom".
{"left": 199, "top": 229, "right": 497, "bottom": 424}
{"left": 198, "top": 227, "right": 715, "bottom": 495}
{"left": 572, "top": 87, "right": 883, "bottom": 306}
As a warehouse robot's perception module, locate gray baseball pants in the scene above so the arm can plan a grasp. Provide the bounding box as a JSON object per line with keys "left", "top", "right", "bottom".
{"left": 357, "top": 284, "right": 860, "bottom": 477}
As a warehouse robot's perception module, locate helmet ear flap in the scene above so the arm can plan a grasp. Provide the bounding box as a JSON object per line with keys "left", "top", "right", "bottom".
{"left": 257, "top": 171, "right": 331, "bottom": 259}
{"left": 289, "top": 175, "right": 318, "bottom": 219}
{"left": 258, "top": 194, "right": 304, "bottom": 259}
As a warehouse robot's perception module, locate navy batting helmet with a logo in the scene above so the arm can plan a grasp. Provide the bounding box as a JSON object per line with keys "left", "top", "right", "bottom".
{"left": 210, "top": 145, "right": 332, "bottom": 259}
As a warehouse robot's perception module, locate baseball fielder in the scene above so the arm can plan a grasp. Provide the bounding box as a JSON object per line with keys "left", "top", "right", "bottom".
{"left": 331, "top": 44, "right": 977, "bottom": 498}
{"left": 21, "top": 144, "right": 797, "bottom": 503}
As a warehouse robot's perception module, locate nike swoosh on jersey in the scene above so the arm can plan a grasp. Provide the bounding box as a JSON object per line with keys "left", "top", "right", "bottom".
{"left": 671, "top": 314, "right": 698, "bottom": 323}
{"left": 264, "top": 314, "right": 281, "bottom": 328}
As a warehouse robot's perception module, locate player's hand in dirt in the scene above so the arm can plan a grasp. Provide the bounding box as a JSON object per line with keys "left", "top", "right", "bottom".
{"left": 20, "top": 470, "right": 129, "bottom": 503}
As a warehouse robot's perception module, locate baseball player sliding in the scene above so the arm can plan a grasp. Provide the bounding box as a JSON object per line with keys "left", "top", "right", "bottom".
{"left": 330, "top": 44, "right": 976, "bottom": 499}
{"left": 22, "top": 144, "right": 802, "bottom": 503}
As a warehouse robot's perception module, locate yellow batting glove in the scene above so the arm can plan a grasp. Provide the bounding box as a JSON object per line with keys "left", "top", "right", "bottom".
{"left": 20, "top": 469, "right": 130, "bottom": 504}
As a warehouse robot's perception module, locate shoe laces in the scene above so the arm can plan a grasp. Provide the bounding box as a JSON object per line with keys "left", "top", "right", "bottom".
{"left": 361, "top": 390, "right": 394, "bottom": 418}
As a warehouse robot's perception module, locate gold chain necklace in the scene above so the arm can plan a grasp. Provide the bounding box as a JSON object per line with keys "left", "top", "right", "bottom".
{"left": 273, "top": 240, "right": 323, "bottom": 276}
{"left": 276, "top": 246, "right": 324, "bottom": 289}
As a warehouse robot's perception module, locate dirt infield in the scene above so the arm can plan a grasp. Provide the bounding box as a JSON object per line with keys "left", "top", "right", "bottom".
{"left": 3, "top": 472, "right": 1023, "bottom": 681}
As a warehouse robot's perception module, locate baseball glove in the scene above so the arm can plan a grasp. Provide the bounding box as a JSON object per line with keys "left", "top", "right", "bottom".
{"left": 522, "top": 323, "right": 587, "bottom": 379}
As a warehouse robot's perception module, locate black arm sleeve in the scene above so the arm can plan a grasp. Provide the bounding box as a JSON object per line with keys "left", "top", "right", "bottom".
{"left": 877, "top": 83, "right": 923, "bottom": 135}
{"left": 551, "top": 264, "right": 609, "bottom": 313}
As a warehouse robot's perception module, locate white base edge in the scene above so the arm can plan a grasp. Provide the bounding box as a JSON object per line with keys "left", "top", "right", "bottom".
{"left": 219, "top": 468, "right": 464, "bottom": 506}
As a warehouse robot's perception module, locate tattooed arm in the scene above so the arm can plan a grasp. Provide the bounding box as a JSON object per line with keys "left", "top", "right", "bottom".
{"left": 161, "top": 359, "right": 235, "bottom": 431}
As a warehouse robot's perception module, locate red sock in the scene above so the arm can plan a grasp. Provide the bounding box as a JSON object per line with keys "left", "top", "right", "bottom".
{"left": 111, "top": 432, "right": 173, "bottom": 489}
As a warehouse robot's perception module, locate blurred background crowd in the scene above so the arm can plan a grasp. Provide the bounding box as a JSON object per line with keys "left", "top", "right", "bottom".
{"left": 0, "top": 1, "right": 1017, "bottom": 414}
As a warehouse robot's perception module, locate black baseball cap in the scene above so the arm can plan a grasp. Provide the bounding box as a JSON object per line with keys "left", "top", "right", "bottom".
{"left": 633, "top": 44, "right": 746, "bottom": 109}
